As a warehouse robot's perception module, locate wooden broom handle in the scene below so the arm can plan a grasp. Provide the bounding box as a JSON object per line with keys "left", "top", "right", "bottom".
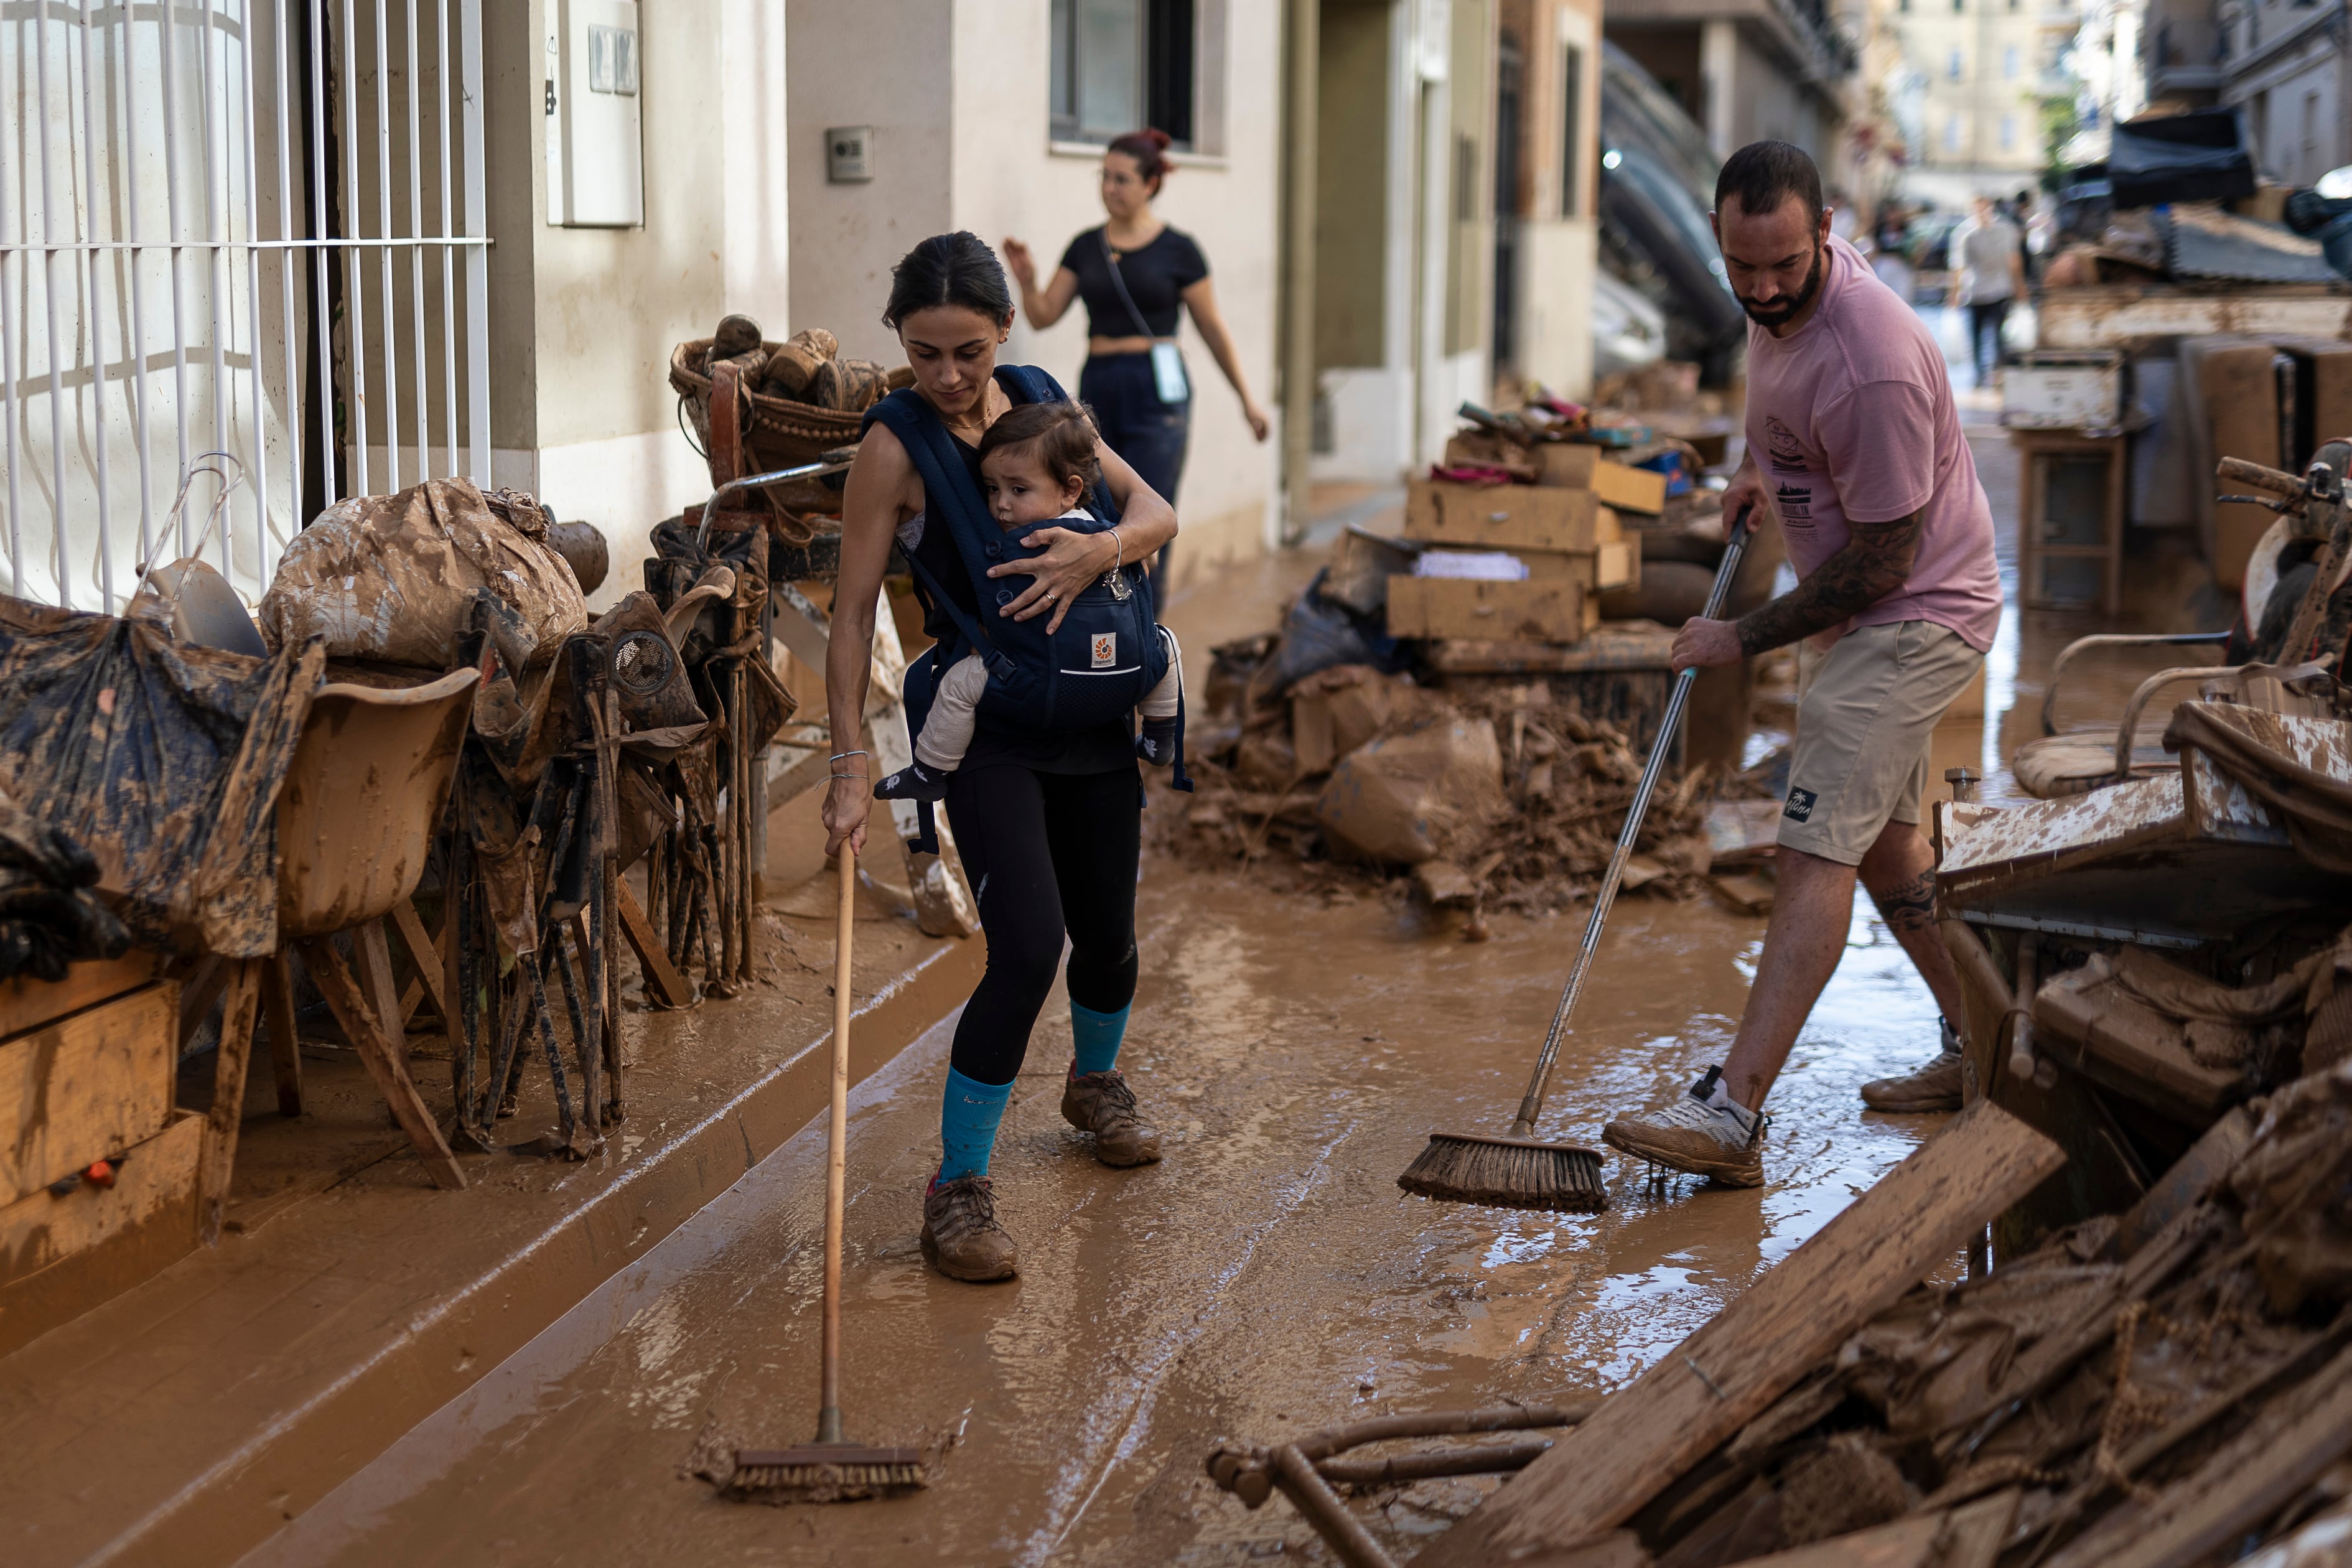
{"left": 819, "top": 846, "right": 853, "bottom": 1444}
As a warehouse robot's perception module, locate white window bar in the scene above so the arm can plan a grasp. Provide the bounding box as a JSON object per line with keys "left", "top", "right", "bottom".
{"left": 1, "top": 0, "right": 494, "bottom": 614}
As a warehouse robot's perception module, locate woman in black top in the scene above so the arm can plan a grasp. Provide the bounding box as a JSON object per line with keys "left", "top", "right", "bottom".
{"left": 1003, "top": 128, "right": 1268, "bottom": 577}
{"left": 825, "top": 232, "right": 1179, "bottom": 1285}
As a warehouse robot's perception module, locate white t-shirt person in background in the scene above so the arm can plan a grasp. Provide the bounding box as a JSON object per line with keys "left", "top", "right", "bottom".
{"left": 1947, "top": 195, "right": 2026, "bottom": 389}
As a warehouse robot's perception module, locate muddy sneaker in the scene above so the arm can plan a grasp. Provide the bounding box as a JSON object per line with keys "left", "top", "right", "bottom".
{"left": 1602, "top": 1066, "right": 1765, "bottom": 1187}
{"left": 1061, "top": 1069, "right": 1163, "bottom": 1167}
{"left": 1860, "top": 1019, "right": 1967, "bottom": 1113}
{"left": 920, "top": 1174, "right": 1019, "bottom": 1282}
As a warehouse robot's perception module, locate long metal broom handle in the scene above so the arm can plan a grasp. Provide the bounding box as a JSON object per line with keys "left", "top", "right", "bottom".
{"left": 818, "top": 845, "right": 854, "bottom": 1445}
{"left": 1508, "top": 511, "right": 1752, "bottom": 1139}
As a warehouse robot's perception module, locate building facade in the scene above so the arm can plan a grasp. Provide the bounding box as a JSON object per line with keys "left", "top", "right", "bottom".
{"left": 1883, "top": 0, "right": 2077, "bottom": 202}
{"left": 2214, "top": 0, "right": 2350, "bottom": 187}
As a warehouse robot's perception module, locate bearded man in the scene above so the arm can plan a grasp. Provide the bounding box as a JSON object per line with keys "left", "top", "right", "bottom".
{"left": 1600, "top": 141, "right": 2003, "bottom": 1188}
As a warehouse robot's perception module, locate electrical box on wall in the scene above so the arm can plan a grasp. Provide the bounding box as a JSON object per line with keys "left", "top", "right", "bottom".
{"left": 826, "top": 126, "right": 874, "bottom": 183}
{"left": 545, "top": 0, "right": 643, "bottom": 227}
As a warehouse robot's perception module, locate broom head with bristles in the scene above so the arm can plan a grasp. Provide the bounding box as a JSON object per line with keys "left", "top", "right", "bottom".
{"left": 726, "top": 1444, "right": 928, "bottom": 1503}
{"left": 1398, "top": 1132, "right": 1609, "bottom": 1212}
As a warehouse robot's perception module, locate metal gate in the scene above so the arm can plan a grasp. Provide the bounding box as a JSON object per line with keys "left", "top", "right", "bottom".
{"left": 1, "top": 0, "right": 491, "bottom": 614}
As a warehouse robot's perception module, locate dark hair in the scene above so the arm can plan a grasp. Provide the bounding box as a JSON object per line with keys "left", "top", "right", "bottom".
{"left": 1714, "top": 141, "right": 1824, "bottom": 228}
{"left": 1106, "top": 128, "right": 1174, "bottom": 193}
{"left": 882, "top": 231, "right": 1013, "bottom": 330}
{"left": 977, "top": 401, "right": 1101, "bottom": 493}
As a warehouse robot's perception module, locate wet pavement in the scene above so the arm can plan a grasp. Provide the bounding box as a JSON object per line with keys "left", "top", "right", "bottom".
{"left": 238, "top": 390, "right": 2239, "bottom": 1566}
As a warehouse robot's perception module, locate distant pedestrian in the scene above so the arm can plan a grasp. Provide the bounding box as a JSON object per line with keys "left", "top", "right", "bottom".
{"left": 1003, "top": 128, "right": 1270, "bottom": 581}
{"left": 1600, "top": 141, "right": 2001, "bottom": 1188}
{"left": 1948, "top": 195, "right": 2026, "bottom": 388}
{"left": 827, "top": 233, "right": 1181, "bottom": 1284}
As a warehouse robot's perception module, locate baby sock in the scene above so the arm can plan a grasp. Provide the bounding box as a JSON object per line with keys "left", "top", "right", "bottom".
{"left": 937, "top": 1067, "right": 1012, "bottom": 1182}
{"left": 1070, "top": 1001, "right": 1131, "bottom": 1078}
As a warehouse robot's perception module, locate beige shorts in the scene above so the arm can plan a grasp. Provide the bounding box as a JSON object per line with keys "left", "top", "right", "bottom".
{"left": 1780, "top": 620, "right": 1984, "bottom": 866}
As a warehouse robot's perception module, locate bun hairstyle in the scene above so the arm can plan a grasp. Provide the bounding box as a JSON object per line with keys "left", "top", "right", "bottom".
{"left": 1106, "top": 128, "right": 1175, "bottom": 193}
{"left": 977, "top": 401, "right": 1103, "bottom": 495}
{"left": 882, "top": 231, "right": 1014, "bottom": 331}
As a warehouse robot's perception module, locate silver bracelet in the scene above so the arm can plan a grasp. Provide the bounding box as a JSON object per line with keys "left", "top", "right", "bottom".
{"left": 829, "top": 750, "right": 868, "bottom": 762}
{"left": 1108, "top": 526, "right": 1124, "bottom": 571}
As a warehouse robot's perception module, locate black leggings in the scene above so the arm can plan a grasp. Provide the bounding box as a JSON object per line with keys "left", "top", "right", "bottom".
{"left": 942, "top": 763, "right": 1141, "bottom": 1086}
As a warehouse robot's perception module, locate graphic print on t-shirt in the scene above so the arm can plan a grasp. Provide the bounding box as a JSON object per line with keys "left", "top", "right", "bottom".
{"left": 1775, "top": 483, "right": 1814, "bottom": 525}
{"left": 1764, "top": 416, "right": 1808, "bottom": 473}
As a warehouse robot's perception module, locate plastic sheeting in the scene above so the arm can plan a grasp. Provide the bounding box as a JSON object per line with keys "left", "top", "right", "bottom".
{"left": 0, "top": 595, "right": 325, "bottom": 957}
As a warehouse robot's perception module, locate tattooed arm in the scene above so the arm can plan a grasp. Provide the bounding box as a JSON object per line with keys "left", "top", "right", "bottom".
{"left": 1734, "top": 508, "right": 1924, "bottom": 657}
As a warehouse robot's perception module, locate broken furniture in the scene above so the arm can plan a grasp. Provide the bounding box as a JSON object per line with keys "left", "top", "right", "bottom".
{"left": 2011, "top": 425, "right": 2127, "bottom": 615}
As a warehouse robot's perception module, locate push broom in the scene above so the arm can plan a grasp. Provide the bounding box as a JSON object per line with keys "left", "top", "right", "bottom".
{"left": 1399, "top": 510, "right": 1753, "bottom": 1213}
{"left": 727, "top": 844, "right": 927, "bottom": 1501}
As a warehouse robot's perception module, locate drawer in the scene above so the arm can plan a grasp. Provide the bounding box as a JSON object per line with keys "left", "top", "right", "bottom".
{"left": 0, "top": 981, "right": 179, "bottom": 1202}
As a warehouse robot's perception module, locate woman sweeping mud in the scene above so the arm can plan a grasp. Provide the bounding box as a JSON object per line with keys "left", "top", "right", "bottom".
{"left": 823, "top": 232, "right": 1182, "bottom": 1284}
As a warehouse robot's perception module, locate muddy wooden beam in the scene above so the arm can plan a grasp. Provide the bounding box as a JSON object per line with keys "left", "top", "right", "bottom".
{"left": 259, "top": 953, "right": 302, "bottom": 1117}
{"left": 1410, "top": 1103, "right": 2065, "bottom": 1564}
{"left": 197, "top": 961, "right": 263, "bottom": 1243}
{"left": 392, "top": 896, "right": 452, "bottom": 1029}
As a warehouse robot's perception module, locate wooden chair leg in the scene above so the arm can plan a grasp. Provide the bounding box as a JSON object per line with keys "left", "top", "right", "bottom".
{"left": 296, "top": 936, "right": 467, "bottom": 1191}
{"left": 354, "top": 920, "right": 408, "bottom": 1062}
{"left": 177, "top": 953, "right": 230, "bottom": 1053}
{"left": 198, "top": 961, "right": 264, "bottom": 1243}
{"left": 393, "top": 895, "right": 454, "bottom": 1029}
{"left": 261, "top": 952, "right": 303, "bottom": 1116}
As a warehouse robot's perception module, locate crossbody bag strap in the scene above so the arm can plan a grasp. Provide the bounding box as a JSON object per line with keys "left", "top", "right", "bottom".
{"left": 1099, "top": 231, "right": 1161, "bottom": 341}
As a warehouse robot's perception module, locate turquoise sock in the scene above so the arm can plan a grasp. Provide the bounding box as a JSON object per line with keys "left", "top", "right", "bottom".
{"left": 1070, "top": 1001, "right": 1131, "bottom": 1078}
{"left": 938, "top": 1067, "right": 1012, "bottom": 1182}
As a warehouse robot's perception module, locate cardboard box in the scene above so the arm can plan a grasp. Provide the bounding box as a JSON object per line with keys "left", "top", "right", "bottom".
{"left": 1404, "top": 480, "right": 1600, "bottom": 553}
{"left": 1535, "top": 444, "right": 1598, "bottom": 488}
{"left": 1594, "top": 460, "right": 1668, "bottom": 515}
{"left": 1385, "top": 575, "right": 1597, "bottom": 643}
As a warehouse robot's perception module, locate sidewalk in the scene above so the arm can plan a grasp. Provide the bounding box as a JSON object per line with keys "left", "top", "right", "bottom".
{"left": 0, "top": 877, "right": 979, "bottom": 1568}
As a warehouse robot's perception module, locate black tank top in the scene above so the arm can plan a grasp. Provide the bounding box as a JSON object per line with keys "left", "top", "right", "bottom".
{"left": 903, "top": 436, "right": 1134, "bottom": 775}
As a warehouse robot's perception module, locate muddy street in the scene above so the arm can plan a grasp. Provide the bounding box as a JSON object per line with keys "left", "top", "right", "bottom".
{"left": 251, "top": 849, "right": 1948, "bottom": 1566}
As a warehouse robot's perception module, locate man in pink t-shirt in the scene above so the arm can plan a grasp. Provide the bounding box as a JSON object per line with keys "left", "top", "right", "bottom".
{"left": 1603, "top": 142, "right": 2002, "bottom": 1189}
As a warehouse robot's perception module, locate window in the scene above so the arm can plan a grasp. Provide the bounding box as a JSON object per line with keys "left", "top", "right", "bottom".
{"left": 1560, "top": 43, "right": 1584, "bottom": 217}
{"left": 1945, "top": 114, "right": 1963, "bottom": 151}
{"left": 2003, "top": 45, "right": 2018, "bottom": 77}
{"left": 1948, "top": 49, "right": 1965, "bottom": 80}
{"left": 1050, "top": 0, "right": 1195, "bottom": 146}
{"left": 2000, "top": 113, "right": 2016, "bottom": 149}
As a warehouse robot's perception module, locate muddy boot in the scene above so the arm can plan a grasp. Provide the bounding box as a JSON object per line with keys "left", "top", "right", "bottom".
{"left": 1061, "top": 1069, "right": 1162, "bottom": 1167}
{"left": 920, "top": 1174, "right": 1019, "bottom": 1282}
{"left": 1602, "top": 1066, "right": 1765, "bottom": 1188}
{"left": 1860, "top": 1020, "right": 1966, "bottom": 1113}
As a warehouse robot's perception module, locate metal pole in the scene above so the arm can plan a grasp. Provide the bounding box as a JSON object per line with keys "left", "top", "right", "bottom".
{"left": 436, "top": 0, "right": 456, "bottom": 478}
{"left": 310, "top": 0, "right": 336, "bottom": 505}
{"left": 37, "top": 0, "right": 73, "bottom": 605}
{"left": 1, "top": 4, "right": 22, "bottom": 595}
{"left": 405, "top": 0, "right": 429, "bottom": 479}
{"left": 459, "top": 0, "right": 488, "bottom": 486}
{"left": 1279, "top": 0, "right": 1320, "bottom": 549}
{"left": 239, "top": 0, "right": 273, "bottom": 589}
{"left": 80, "top": 0, "right": 116, "bottom": 608}
{"left": 119, "top": 0, "right": 157, "bottom": 565}
{"left": 192, "top": 0, "right": 235, "bottom": 575}
{"left": 373, "top": 0, "right": 399, "bottom": 491}
{"left": 340, "top": 0, "right": 370, "bottom": 495}
{"left": 161, "top": 0, "right": 194, "bottom": 553}
{"left": 276, "top": 0, "right": 305, "bottom": 547}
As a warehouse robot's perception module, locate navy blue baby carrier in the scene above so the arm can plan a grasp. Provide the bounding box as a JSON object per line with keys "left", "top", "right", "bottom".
{"left": 863, "top": 364, "right": 1190, "bottom": 854}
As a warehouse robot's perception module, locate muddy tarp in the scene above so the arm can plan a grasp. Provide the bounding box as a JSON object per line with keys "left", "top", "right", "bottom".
{"left": 259, "top": 478, "right": 586, "bottom": 671}
{"left": 0, "top": 594, "right": 325, "bottom": 957}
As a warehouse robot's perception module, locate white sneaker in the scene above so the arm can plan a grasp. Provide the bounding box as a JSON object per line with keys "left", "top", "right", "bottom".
{"left": 1602, "top": 1066, "right": 1765, "bottom": 1187}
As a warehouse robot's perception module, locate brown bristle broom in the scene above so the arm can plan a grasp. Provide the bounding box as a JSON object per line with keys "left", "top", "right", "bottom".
{"left": 1399, "top": 513, "right": 1752, "bottom": 1213}
{"left": 727, "top": 844, "right": 926, "bottom": 1501}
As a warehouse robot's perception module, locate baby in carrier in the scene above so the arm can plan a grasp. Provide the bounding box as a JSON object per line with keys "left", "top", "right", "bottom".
{"left": 875, "top": 401, "right": 1182, "bottom": 803}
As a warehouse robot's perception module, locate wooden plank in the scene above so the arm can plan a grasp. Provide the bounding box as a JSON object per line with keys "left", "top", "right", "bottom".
{"left": 1594, "top": 460, "right": 1668, "bottom": 516}
{"left": 1411, "top": 1102, "right": 2065, "bottom": 1564}
{"left": 353, "top": 919, "right": 408, "bottom": 1062}
{"left": 197, "top": 961, "right": 262, "bottom": 1244}
{"left": 296, "top": 938, "right": 466, "bottom": 1191}
{"left": 0, "top": 982, "right": 178, "bottom": 1202}
{"left": 175, "top": 953, "right": 230, "bottom": 1053}
{"left": 0, "top": 950, "right": 159, "bottom": 1042}
{"left": 1534, "top": 443, "right": 1599, "bottom": 488}
{"left": 0, "top": 1108, "right": 202, "bottom": 1289}
{"left": 392, "top": 895, "right": 452, "bottom": 1027}
{"left": 1721, "top": 1493, "right": 2014, "bottom": 1568}
{"left": 261, "top": 952, "right": 303, "bottom": 1118}
{"left": 2046, "top": 1341, "right": 2352, "bottom": 1568}
{"left": 2033, "top": 976, "right": 2244, "bottom": 1119}
{"left": 617, "top": 882, "right": 696, "bottom": 1008}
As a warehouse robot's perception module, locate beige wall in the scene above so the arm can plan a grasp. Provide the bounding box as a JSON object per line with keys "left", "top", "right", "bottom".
{"left": 1511, "top": 0, "right": 1603, "bottom": 399}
